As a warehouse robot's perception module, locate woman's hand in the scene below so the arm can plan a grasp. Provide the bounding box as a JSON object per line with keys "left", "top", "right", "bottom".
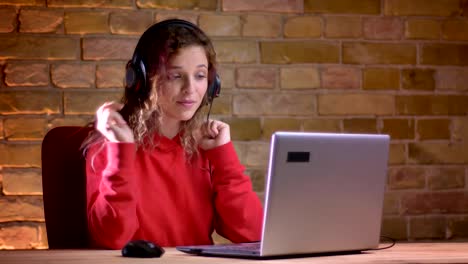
{"left": 199, "top": 120, "right": 231, "bottom": 150}
{"left": 96, "top": 102, "right": 135, "bottom": 143}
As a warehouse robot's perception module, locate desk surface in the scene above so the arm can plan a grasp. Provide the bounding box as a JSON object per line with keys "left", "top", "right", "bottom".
{"left": 1, "top": 243, "right": 467, "bottom": 264}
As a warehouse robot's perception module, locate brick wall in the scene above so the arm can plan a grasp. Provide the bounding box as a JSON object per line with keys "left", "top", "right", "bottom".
{"left": 0, "top": 0, "right": 467, "bottom": 249}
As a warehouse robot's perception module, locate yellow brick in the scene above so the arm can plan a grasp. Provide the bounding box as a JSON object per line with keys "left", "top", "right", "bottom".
{"left": 0, "top": 91, "right": 61, "bottom": 115}
{"left": 401, "top": 69, "right": 435, "bottom": 91}
{"left": 19, "top": 9, "right": 63, "bottom": 33}
{"left": 65, "top": 11, "right": 108, "bottom": 34}
{"left": 389, "top": 143, "right": 406, "bottom": 165}
{"left": 217, "top": 66, "right": 235, "bottom": 90}
{"left": 388, "top": 167, "right": 426, "bottom": 190}
{"left": 236, "top": 68, "right": 276, "bottom": 89}
{"left": 421, "top": 44, "right": 468, "bottom": 66}
{"left": 211, "top": 94, "right": 232, "bottom": 115}
{"left": 448, "top": 217, "right": 468, "bottom": 239}
{"left": 303, "top": 119, "right": 341, "bottom": 132}
{"left": 110, "top": 11, "right": 153, "bottom": 35}
{"left": 225, "top": 118, "right": 261, "bottom": 141}
{"left": 381, "top": 217, "right": 407, "bottom": 240}
{"left": 385, "top": 0, "right": 461, "bottom": 16}
{"left": 246, "top": 169, "right": 266, "bottom": 192}
{"left": 436, "top": 68, "right": 468, "bottom": 91}
{"left": 97, "top": 63, "right": 126, "bottom": 88}
{"left": 2, "top": 0, "right": 43, "bottom": 5}
{"left": 452, "top": 117, "right": 468, "bottom": 141}
{"left": 4, "top": 118, "right": 47, "bottom": 141}
{"left": 137, "top": 0, "right": 216, "bottom": 10}
{"left": 442, "top": 20, "right": 468, "bottom": 41}
{"left": 2, "top": 168, "right": 43, "bottom": 195}
{"left": 0, "top": 225, "right": 40, "bottom": 250}
{"left": 213, "top": 40, "right": 257, "bottom": 64}
{"left": 405, "top": 19, "right": 440, "bottom": 40}
{"left": 38, "top": 223, "right": 48, "bottom": 249}
{"left": 262, "top": 118, "right": 302, "bottom": 139}
{"left": 363, "top": 68, "right": 400, "bottom": 90}
{"left": 235, "top": 142, "right": 270, "bottom": 167}
{"left": 343, "top": 42, "right": 416, "bottom": 65}
{"left": 417, "top": 119, "right": 451, "bottom": 140}
{"left": 52, "top": 64, "right": 95, "bottom": 88}
{"left": 243, "top": 15, "right": 281, "bottom": 38}
{"left": 321, "top": 66, "right": 360, "bottom": 89}
{"left": 49, "top": 0, "right": 132, "bottom": 8}
{"left": 409, "top": 142, "right": 468, "bottom": 164}
{"left": 82, "top": 37, "right": 138, "bottom": 60}
{"left": 0, "top": 36, "right": 78, "bottom": 60}
{"left": 0, "top": 120, "right": 4, "bottom": 140}
{"left": 154, "top": 13, "right": 198, "bottom": 24}
{"left": 305, "top": 0, "right": 380, "bottom": 14}
{"left": 325, "top": 16, "right": 362, "bottom": 38}
{"left": 318, "top": 94, "right": 394, "bottom": 115}
{"left": 64, "top": 91, "right": 122, "bottom": 115}
{"left": 284, "top": 16, "right": 321, "bottom": 38}
{"left": 409, "top": 217, "right": 445, "bottom": 239}
{"left": 382, "top": 118, "right": 415, "bottom": 139}
{"left": 261, "top": 41, "right": 339, "bottom": 64}
{"left": 383, "top": 193, "right": 400, "bottom": 215}
{"left": 280, "top": 67, "right": 320, "bottom": 89}
{"left": 0, "top": 196, "right": 44, "bottom": 222}
{"left": 222, "top": 0, "right": 303, "bottom": 13}
{"left": 4, "top": 63, "right": 49, "bottom": 87}
{"left": 244, "top": 143, "right": 270, "bottom": 167}
{"left": 199, "top": 15, "right": 241, "bottom": 37}
{"left": 50, "top": 117, "right": 93, "bottom": 128}
{"left": 343, "top": 118, "right": 377, "bottom": 133}
{"left": 428, "top": 167, "right": 465, "bottom": 190}
{"left": 0, "top": 144, "right": 41, "bottom": 167}
{"left": 363, "top": 17, "right": 403, "bottom": 40}
{"left": 396, "top": 95, "right": 468, "bottom": 115}
{"left": 234, "top": 93, "right": 316, "bottom": 116}
{"left": 0, "top": 7, "right": 17, "bottom": 33}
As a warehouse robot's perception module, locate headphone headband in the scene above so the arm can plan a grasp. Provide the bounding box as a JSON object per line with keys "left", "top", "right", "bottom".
{"left": 125, "top": 19, "right": 221, "bottom": 104}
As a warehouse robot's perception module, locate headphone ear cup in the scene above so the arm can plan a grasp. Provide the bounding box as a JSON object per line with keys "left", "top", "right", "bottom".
{"left": 125, "top": 61, "right": 137, "bottom": 89}
{"left": 125, "top": 57, "right": 147, "bottom": 96}
{"left": 207, "top": 74, "right": 221, "bottom": 103}
{"left": 138, "top": 58, "right": 146, "bottom": 92}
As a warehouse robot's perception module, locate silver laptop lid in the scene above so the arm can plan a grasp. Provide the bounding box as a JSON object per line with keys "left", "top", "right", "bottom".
{"left": 260, "top": 132, "right": 390, "bottom": 256}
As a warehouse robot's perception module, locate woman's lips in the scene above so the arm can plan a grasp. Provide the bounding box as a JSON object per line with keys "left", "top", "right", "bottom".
{"left": 177, "top": 100, "right": 196, "bottom": 107}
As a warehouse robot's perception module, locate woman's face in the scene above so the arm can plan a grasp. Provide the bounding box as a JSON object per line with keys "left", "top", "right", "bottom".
{"left": 157, "top": 45, "right": 209, "bottom": 124}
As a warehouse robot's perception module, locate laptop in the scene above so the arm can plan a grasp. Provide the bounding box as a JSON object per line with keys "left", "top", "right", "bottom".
{"left": 177, "top": 131, "right": 390, "bottom": 258}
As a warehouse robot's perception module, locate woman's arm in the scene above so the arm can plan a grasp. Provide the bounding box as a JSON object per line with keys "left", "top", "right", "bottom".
{"left": 86, "top": 102, "right": 140, "bottom": 249}
{"left": 205, "top": 142, "right": 264, "bottom": 243}
{"left": 86, "top": 141, "right": 139, "bottom": 249}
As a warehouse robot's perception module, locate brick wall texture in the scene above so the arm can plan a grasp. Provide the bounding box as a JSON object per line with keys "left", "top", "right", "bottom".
{"left": 0, "top": 0, "right": 467, "bottom": 249}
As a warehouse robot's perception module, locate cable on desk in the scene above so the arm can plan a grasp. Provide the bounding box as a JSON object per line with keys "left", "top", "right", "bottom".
{"left": 370, "top": 236, "right": 396, "bottom": 250}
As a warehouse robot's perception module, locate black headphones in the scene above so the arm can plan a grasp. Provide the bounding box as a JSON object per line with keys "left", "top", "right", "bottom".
{"left": 125, "top": 19, "right": 221, "bottom": 105}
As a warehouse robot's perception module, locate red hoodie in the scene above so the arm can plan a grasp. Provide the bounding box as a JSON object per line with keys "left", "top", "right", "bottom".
{"left": 86, "top": 133, "right": 263, "bottom": 249}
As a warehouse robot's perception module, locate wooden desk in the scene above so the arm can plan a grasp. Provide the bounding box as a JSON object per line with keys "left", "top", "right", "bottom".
{"left": 1, "top": 243, "right": 467, "bottom": 264}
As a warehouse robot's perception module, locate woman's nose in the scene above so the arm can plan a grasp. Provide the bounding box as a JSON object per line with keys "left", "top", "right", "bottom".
{"left": 182, "top": 77, "right": 195, "bottom": 93}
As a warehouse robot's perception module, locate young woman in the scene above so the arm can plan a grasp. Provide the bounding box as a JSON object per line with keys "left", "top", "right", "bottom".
{"left": 82, "top": 19, "right": 263, "bottom": 249}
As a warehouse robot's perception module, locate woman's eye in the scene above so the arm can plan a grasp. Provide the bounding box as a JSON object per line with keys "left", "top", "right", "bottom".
{"left": 168, "top": 73, "right": 181, "bottom": 80}
{"left": 196, "top": 73, "right": 207, "bottom": 80}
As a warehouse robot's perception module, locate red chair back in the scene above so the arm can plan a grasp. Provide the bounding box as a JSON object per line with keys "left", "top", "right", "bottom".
{"left": 41, "top": 126, "right": 93, "bottom": 249}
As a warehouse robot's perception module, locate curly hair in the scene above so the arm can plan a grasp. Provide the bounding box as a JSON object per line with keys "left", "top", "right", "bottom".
{"left": 82, "top": 20, "right": 217, "bottom": 159}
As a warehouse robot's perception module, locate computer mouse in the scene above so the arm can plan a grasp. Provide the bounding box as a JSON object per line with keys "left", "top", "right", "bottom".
{"left": 121, "top": 239, "right": 165, "bottom": 258}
